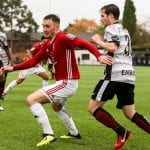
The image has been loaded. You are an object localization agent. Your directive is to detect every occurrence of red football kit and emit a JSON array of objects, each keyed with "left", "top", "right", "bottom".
[{"left": 13, "top": 32, "right": 101, "bottom": 81}]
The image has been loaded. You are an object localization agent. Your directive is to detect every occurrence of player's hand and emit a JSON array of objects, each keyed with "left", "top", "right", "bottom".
[
  {"left": 2, "top": 66, "right": 14, "bottom": 73},
  {"left": 98, "top": 55, "right": 112, "bottom": 65},
  {"left": 91, "top": 34, "right": 103, "bottom": 45}
]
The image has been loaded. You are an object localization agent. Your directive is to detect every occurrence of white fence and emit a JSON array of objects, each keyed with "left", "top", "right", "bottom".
[{"left": 75, "top": 49, "right": 104, "bottom": 65}]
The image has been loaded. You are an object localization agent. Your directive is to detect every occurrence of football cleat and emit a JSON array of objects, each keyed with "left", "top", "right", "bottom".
[
  {"left": 36, "top": 134, "right": 57, "bottom": 147},
  {"left": 0, "top": 106, "right": 4, "bottom": 111},
  {"left": 60, "top": 132, "right": 81, "bottom": 139},
  {"left": 114, "top": 129, "right": 132, "bottom": 150}
]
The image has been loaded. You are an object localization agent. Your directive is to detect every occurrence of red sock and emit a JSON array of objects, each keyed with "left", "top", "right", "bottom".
[{"left": 93, "top": 108, "right": 125, "bottom": 135}]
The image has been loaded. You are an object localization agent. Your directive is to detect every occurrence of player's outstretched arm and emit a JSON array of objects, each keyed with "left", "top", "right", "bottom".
[{"left": 2, "top": 65, "right": 14, "bottom": 73}]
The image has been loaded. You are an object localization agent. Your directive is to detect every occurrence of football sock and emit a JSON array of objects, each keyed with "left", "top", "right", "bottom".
[
  {"left": 131, "top": 112, "right": 150, "bottom": 133},
  {"left": 0, "top": 73, "right": 6, "bottom": 96},
  {"left": 57, "top": 107, "right": 79, "bottom": 135},
  {"left": 0, "top": 81, "right": 5, "bottom": 96},
  {"left": 30, "top": 103, "right": 54, "bottom": 135},
  {"left": 93, "top": 108, "right": 125, "bottom": 135},
  {"left": 42, "top": 80, "right": 49, "bottom": 87},
  {"left": 3, "top": 80, "right": 17, "bottom": 94}
]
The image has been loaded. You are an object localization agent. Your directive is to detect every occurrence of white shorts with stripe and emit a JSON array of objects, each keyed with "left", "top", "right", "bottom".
[
  {"left": 40, "top": 79, "right": 78, "bottom": 105},
  {"left": 18, "top": 65, "right": 46, "bottom": 79}
]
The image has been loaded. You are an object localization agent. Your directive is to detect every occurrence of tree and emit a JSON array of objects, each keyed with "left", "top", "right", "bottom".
[
  {"left": 0, "top": 0, "right": 39, "bottom": 32},
  {"left": 0, "top": 0, "right": 39, "bottom": 50},
  {"left": 133, "top": 22, "right": 150, "bottom": 48},
  {"left": 122, "top": 0, "right": 136, "bottom": 41},
  {"left": 64, "top": 18, "right": 97, "bottom": 33}
]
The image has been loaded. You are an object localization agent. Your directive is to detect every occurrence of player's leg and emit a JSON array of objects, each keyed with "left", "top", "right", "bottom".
[
  {"left": 0, "top": 59, "right": 6, "bottom": 110},
  {"left": 3, "top": 78, "right": 24, "bottom": 95},
  {"left": 123, "top": 105, "right": 150, "bottom": 133},
  {"left": 35, "top": 65, "right": 49, "bottom": 87},
  {"left": 26, "top": 90, "right": 56, "bottom": 147},
  {"left": 37, "top": 72, "right": 49, "bottom": 87},
  {"left": 0, "top": 73, "right": 6, "bottom": 98},
  {"left": 0, "top": 60, "right": 5, "bottom": 99},
  {"left": 42, "top": 80, "right": 81, "bottom": 139},
  {"left": 52, "top": 102, "right": 81, "bottom": 139},
  {"left": 88, "top": 80, "right": 130, "bottom": 149}
]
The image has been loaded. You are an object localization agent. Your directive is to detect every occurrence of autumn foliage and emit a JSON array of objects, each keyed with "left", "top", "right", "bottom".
[{"left": 64, "top": 18, "right": 97, "bottom": 33}]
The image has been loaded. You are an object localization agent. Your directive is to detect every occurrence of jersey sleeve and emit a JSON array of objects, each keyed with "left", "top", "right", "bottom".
[
  {"left": 0, "top": 32, "right": 8, "bottom": 47},
  {"left": 13, "top": 41, "right": 49, "bottom": 71},
  {"left": 104, "top": 26, "right": 120, "bottom": 46},
  {"left": 65, "top": 33, "right": 101, "bottom": 59}
]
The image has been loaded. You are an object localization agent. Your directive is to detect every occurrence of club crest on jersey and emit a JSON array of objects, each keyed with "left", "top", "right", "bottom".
[{"left": 66, "top": 33, "right": 76, "bottom": 40}]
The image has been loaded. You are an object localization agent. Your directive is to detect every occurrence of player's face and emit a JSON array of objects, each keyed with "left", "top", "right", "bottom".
[
  {"left": 42, "top": 19, "right": 59, "bottom": 39},
  {"left": 100, "top": 9, "right": 111, "bottom": 26}
]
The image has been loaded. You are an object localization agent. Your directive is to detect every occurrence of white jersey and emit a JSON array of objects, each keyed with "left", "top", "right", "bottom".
[
  {"left": 0, "top": 32, "right": 8, "bottom": 47},
  {"left": 0, "top": 47, "right": 9, "bottom": 66},
  {"left": 104, "top": 23, "right": 135, "bottom": 84}
]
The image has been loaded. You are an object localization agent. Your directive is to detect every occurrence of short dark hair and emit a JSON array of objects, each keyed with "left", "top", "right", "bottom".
[
  {"left": 43, "top": 14, "right": 60, "bottom": 24},
  {"left": 101, "top": 4, "right": 120, "bottom": 19}
]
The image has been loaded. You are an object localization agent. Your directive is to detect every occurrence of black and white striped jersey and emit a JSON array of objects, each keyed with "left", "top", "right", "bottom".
[
  {"left": 0, "top": 47, "right": 9, "bottom": 66},
  {"left": 104, "top": 23, "right": 135, "bottom": 84}
]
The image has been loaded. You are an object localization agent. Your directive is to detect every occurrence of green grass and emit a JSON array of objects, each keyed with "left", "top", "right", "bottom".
[{"left": 0, "top": 66, "right": 149, "bottom": 150}]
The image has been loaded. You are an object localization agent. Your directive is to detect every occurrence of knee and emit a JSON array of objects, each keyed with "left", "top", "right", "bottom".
[
  {"left": 44, "top": 75, "right": 49, "bottom": 81},
  {"left": 122, "top": 105, "right": 136, "bottom": 120},
  {"left": 26, "top": 95, "right": 35, "bottom": 106},
  {"left": 42, "top": 73, "right": 49, "bottom": 81},
  {"left": 16, "top": 79, "right": 24, "bottom": 84},
  {"left": 88, "top": 104, "right": 93, "bottom": 114},
  {"left": 88, "top": 100, "right": 102, "bottom": 114},
  {"left": 51, "top": 101, "right": 62, "bottom": 112},
  {"left": 123, "top": 110, "right": 136, "bottom": 120}
]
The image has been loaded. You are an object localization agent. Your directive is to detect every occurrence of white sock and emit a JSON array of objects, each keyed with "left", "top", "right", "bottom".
[
  {"left": 42, "top": 80, "right": 49, "bottom": 87},
  {"left": 57, "top": 107, "right": 78, "bottom": 135},
  {"left": 4, "top": 80, "right": 17, "bottom": 94},
  {"left": 30, "top": 103, "right": 54, "bottom": 135}
]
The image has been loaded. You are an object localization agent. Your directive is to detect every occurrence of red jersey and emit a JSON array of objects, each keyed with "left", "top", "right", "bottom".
[{"left": 14, "top": 32, "right": 101, "bottom": 81}]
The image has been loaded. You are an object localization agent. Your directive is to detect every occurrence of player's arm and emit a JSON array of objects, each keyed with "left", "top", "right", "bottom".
[
  {"left": 67, "top": 35, "right": 112, "bottom": 65},
  {"left": 3, "top": 43, "right": 48, "bottom": 72},
  {"left": 91, "top": 34, "right": 118, "bottom": 52}
]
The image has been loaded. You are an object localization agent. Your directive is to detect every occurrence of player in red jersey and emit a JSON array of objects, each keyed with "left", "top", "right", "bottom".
[
  {"left": 2, "top": 14, "right": 112, "bottom": 147},
  {"left": 2, "top": 42, "right": 49, "bottom": 97}
]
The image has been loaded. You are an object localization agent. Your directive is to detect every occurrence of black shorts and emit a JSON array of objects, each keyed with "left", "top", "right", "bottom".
[
  {"left": 91, "top": 80, "right": 135, "bottom": 109},
  {"left": 48, "top": 63, "right": 53, "bottom": 70}
]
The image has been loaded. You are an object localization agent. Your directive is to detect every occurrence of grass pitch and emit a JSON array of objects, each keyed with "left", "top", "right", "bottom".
[{"left": 0, "top": 66, "right": 149, "bottom": 150}]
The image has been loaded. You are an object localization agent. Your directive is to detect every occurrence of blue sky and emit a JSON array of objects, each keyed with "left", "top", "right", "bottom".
[{"left": 23, "top": 0, "right": 150, "bottom": 31}]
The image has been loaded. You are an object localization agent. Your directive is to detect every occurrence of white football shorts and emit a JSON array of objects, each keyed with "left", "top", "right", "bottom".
[
  {"left": 18, "top": 65, "right": 46, "bottom": 79},
  {"left": 40, "top": 79, "right": 78, "bottom": 105}
]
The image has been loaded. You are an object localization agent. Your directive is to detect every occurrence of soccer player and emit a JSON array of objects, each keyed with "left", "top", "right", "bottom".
[
  {"left": 2, "top": 14, "right": 112, "bottom": 147},
  {"left": 3, "top": 43, "right": 49, "bottom": 96},
  {"left": 88, "top": 4, "right": 150, "bottom": 150},
  {"left": 0, "top": 31, "right": 13, "bottom": 110}
]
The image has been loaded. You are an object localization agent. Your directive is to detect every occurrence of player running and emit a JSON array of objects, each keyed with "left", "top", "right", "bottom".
[
  {"left": 2, "top": 14, "right": 112, "bottom": 147},
  {"left": 0, "top": 32, "right": 13, "bottom": 110},
  {"left": 88, "top": 4, "right": 150, "bottom": 150},
  {"left": 2, "top": 42, "right": 49, "bottom": 97}
]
